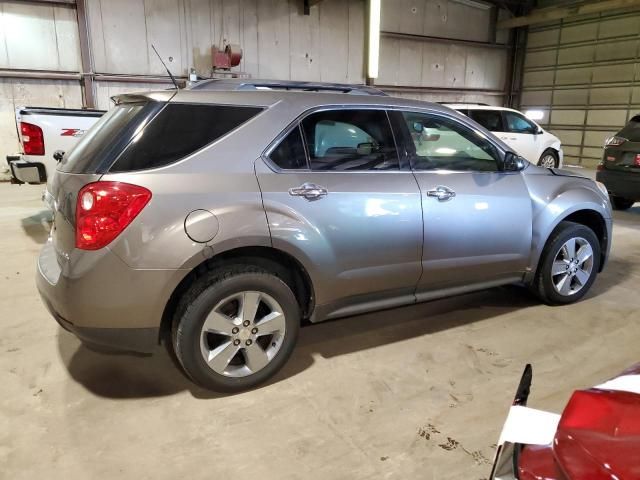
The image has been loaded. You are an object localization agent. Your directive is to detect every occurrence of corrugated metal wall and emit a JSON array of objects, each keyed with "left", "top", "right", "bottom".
[
  {"left": 520, "top": 9, "right": 640, "bottom": 167},
  {"left": 1, "top": 0, "right": 510, "bottom": 165}
]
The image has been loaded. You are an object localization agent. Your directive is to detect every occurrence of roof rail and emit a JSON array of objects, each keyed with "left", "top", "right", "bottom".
[
  {"left": 438, "top": 102, "right": 490, "bottom": 106},
  {"left": 189, "top": 78, "right": 387, "bottom": 96}
]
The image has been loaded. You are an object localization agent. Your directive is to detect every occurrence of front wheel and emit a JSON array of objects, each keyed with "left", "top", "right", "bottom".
[
  {"left": 172, "top": 265, "right": 300, "bottom": 392},
  {"left": 537, "top": 150, "right": 558, "bottom": 168},
  {"left": 533, "top": 221, "right": 600, "bottom": 305},
  {"left": 610, "top": 196, "right": 635, "bottom": 210}
]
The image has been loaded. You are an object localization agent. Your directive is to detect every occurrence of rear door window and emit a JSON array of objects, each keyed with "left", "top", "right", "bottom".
[
  {"left": 468, "top": 109, "right": 504, "bottom": 132},
  {"left": 301, "top": 109, "right": 399, "bottom": 171},
  {"left": 110, "top": 104, "right": 262, "bottom": 172}
]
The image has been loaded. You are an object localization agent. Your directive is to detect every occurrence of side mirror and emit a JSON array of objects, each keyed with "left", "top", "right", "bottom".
[
  {"left": 535, "top": 127, "right": 543, "bottom": 135},
  {"left": 53, "top": 150, "right": 65, "bottom": 162},
  {"left": 503, "top": 152, "right": 527, "bottom": 172},
  {"left": 356, "top": 142, "right": 374, "bottom": 155}
]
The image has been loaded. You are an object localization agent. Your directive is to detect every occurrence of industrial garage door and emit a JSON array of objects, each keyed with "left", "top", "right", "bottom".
[{"left": 520, "top": 9, "right": 640, "bottom": 167}]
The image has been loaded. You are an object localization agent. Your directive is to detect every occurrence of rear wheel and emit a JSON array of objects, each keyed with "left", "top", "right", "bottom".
[
  {"left": 610, "top": 196, "right": 635, "bottom": 210},
  {"left": 537, "top": 149, "right": 558, "bottom": 168},
  {"left": 172, "top": 265, "right": 300, "bottom": 392},
  {"left": 534, "top": 221, "right": 600, "bottom": 305}
]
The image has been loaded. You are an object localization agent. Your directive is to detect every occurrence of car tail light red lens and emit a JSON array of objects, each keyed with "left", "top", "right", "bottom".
[
  {"left": 75, "top": 181, "right": 151, "bottom": 250},
  {"left": 635, "top": 154, "right": 640, "bottom": 167},
  {"left": 20, "top": 121, "right": 45, "bottom": 155}
]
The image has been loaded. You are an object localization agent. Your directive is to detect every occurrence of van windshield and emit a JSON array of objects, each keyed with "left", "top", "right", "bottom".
[{"left": 58, "top": 102, "right": 152, "bottom": 173}]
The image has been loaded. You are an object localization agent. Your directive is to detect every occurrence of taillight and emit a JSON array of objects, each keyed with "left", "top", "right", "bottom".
[
  {"left": 596, "top": 163, "right": 604, "bottom": 171},
  {"left": 635, "top": 154, "right": 640, "bottom": 167},
  {"left": 605, "top": 136, "right": 626, "bottom": 147},
  {"left": 20, "top": 121, "right": 45, "bottom": 155},
  {"left": 75, "top": 181, "right": 151, "bottom": 250}
]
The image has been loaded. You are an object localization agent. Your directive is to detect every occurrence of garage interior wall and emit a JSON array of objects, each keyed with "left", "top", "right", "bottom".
[
  {"left": 520, "top": 7, "right": 640, "bottom": 168},
  {"left": 1, "top": 0, "right": 511, "bottom": 165},
  {"left": 377, "top": 0, "right": 510, "bottom": 105}
]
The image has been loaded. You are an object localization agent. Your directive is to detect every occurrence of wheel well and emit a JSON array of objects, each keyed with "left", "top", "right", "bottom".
[
  {"left": 159, "top": 246, "right": 315, "bottom": 344},
  {"left": 561, "top": 209, "right": 608, "bottom": 271}
]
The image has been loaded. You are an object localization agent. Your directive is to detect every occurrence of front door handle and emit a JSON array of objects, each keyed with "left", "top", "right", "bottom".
[
  {"left": 289, "top": 182, "right": 328, "bottom": 200},
  {"left": 426, "top": 185, "right": 456, "bottom": 202}
]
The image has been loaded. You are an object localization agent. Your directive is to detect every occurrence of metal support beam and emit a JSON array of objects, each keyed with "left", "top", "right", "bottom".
[
  {"left": 381, "top": 31, "right": 510, "bottom": 50},
  {"left": 498, "top": 0, "right": 640, "bottom": 29},
  {"left": 75, "top": 0, "right": 95, "bottom": 108},
  {"left": 0, "top": 68, "right": 81, "bottom": 80},
  {"left": 504, "top": 26, "right": 527, "bottom": 108},
  {"left": 9, "top": 0, "right": 75, "bottom": 5}
]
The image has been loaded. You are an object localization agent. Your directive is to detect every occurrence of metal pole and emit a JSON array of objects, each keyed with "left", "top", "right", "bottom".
[{"left": 75, "top": 0, "right": 95, "bottom": 108}]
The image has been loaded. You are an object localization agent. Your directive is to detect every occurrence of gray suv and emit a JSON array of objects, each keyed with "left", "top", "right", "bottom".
[{"left": 37, "top": 84, "right": 612, "bottom": 391}]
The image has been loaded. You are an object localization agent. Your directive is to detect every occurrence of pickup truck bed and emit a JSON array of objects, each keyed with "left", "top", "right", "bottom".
[{"left": 7, "top": 106, "right": 105, "bottom": 185}]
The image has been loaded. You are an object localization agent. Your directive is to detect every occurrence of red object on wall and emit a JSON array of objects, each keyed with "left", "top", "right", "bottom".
[{"left": 212, "top": 44, "right": 242, "bottom": 70}]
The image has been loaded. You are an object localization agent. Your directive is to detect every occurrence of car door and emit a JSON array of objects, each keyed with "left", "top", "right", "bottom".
[
  {"left": 254, "top": 108, "right": 423, "bottom": 320},
  {"left": 390, "top": 109, "right": 533, "bottom": 296},
  {"left": 502, "top": 110, "right": 541, "bottom": 163}
]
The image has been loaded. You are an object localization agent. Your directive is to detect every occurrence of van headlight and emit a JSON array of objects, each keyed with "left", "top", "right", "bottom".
[{"left": 595, "top": 181, "right": 608, "bottom": 197}]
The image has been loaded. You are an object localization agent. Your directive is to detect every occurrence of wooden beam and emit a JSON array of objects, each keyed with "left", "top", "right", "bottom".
[{"left": 498, "top": 0, "right": 640, "bottom": 28}]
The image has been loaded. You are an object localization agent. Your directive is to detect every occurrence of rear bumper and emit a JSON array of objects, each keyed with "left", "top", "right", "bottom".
[
  {"left": 596, "top": 169, "right": 640, "bottom": 200},
  {"left": 36, "top": 240, "right": 184, "bottom": 353},
  {"left": 6, "top": 155, "right": 47, "bottom": 184}
]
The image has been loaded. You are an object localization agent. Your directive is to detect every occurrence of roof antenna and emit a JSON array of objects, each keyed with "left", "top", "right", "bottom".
[{"left": 151, "top": 44, "right": 179, "bottom": 89}]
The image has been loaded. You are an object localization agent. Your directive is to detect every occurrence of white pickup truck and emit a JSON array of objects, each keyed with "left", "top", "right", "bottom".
[{"left": 7, "top": 106, "right": 105, "bottom": 185}]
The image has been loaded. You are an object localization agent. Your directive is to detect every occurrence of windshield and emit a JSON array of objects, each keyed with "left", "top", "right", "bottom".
[{"left": 58, "top": 103, "right": 148, "bottom": 174}]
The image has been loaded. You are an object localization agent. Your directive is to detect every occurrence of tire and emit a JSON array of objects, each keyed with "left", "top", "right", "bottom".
[
  {"left": 537, "top": 149, "right": 558, "bottom": 168},
  {"left": 610, "top": 196, "right": 635, "bottom": 210},
  {"left": 172, "top": 264, "right": 300, "bottom": 392},
  {"left": 533, "top": 221, "right": 600, "bottom": 305}
]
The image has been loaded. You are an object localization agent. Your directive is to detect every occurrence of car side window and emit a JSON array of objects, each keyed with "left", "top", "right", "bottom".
[
  {"left": 269, "top": 126, "right": 308, "bottom": 170},
  {"left": 468, "top": 109, "right": 504, "bottom": 132},
  {"left": 504, "top": 111, "right": 538, "bottom": 134},
  {"left": 301, "top": 109, "right": 399, "bottom": 171},
  {"left": 401, "top": 111, "right": 500, "bottom": 172}
]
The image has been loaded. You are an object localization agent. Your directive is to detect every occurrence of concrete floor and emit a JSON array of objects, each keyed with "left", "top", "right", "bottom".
[{"left": 1, "top": 178, "right": 639, "bottom": 480}]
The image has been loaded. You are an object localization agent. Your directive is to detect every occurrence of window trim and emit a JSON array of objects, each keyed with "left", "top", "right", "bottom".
[
  {"left": 261, "top": 105, "right": 410, "bottom": 174},
  {"left": 391, "top": 108, "right": 510, "bottom": 174}
]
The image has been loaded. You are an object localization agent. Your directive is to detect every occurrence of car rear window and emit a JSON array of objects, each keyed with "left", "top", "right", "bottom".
[
  {"left": 59, "top": 103, "right": 151, "bottom": 173},
  {"left": 618, "top": 116, "right": 640, "bottom": 142},
  {"left": 110, "top": 103, "right": 263, "bottom": 172}
]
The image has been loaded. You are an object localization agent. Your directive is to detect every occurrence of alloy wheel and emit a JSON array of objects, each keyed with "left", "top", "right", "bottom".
[
  {"left": 550, "top": 237, "right": 594, "bottom": 296},
  {"left": 199, "top": 291, "right": 286, "bottom": 377},
  {"left": 540, "top": 154, "right": 556, "bottom": 168}
]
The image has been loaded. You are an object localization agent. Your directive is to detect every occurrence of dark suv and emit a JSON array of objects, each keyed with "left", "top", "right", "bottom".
[{"left": 597, "top": 115, "right": 640, "bottom": 210}]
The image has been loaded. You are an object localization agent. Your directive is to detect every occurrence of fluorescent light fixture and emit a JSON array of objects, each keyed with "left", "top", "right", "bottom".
[
  {"left": 525, "top": 110, "right": 545, "bottom": 121},
  {"left": 368, "top": 0, "right": 381, "bottom": 79}
]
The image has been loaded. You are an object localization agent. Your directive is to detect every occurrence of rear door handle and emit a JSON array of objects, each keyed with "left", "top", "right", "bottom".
[
  {"left": 289, "top": 182, "right": 328, "bottom": 200},
  {"left": 426, "top": 185, "right": 456, "bottom": 202}
]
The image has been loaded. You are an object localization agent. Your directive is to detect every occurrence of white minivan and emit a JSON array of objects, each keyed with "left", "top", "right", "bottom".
[{"left": 445, "top": 104, "right": 563, "bottom": 168}]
